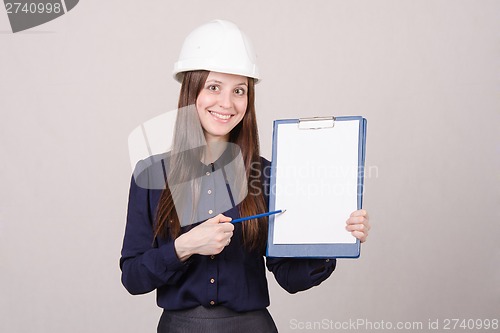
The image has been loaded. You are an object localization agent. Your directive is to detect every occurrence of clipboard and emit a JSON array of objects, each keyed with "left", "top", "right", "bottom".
[{"left": 266, "top": 116, "right": 367, "bottom": 258}]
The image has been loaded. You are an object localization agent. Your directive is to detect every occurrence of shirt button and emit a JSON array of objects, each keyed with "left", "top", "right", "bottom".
[
  {"left": 210, "top": 278, "right": 215, "bottom": 284},
  {"left": 207, "top": 189, "right": 212, "bottom": 194},
  {"left": 206, "top": 171, "right": 211, "bottom": 176},
  {"left": 325, "top": 259, "right": 330, "bottom": 263},
  {"left": 210, "top": 300, "right": 215, "bottom": 305},
  {"left": 210, "top": 255, "right": 215, "bottom": 260},
  {"left": 208, "top": 209, "right": 213, "bottom": 214}
]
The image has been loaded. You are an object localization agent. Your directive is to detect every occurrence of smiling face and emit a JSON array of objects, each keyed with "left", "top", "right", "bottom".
[{"left": 196, "top": 71, "right": 248, "bottom": 143}]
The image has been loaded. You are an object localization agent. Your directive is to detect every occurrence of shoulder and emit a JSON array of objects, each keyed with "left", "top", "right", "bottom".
[
  {"left": 257, "top": 156, "right": 272, "bottom": 184},
  {"left": 259, "top": 156, "right": 271, "bottom": 169},
  {"left": 260, "top": 156, "right": 270, "bottom": 165},
  {"left": 132, "top": 152, "right": 170, "bottom": 190}
]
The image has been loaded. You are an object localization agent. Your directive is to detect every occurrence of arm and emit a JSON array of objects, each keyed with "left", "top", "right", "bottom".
[
  {"left": 119, "top": 170, "right": 190, "bottom": 295},
  {"left": 174, "top": 214, "right": 234, "bottom": 261},
  {"left": 266, "top": 257, "right": 336, "bottom": 294},
  {"left": 120, "top": 163, "right": 236, "bottom": 295}
]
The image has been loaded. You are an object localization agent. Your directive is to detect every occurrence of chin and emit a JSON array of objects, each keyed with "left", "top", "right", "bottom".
[{"left": 205, "top": 129, "right": 231, "bottom": 141}]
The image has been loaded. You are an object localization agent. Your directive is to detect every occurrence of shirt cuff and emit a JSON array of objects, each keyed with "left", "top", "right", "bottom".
[{"left": 159, "top": 240, "right": 191, "bottom": 272}]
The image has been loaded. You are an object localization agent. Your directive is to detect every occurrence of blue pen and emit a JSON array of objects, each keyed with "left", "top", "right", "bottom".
[{"left": 231, "top": 209, "right": 286, "bottom": 224}]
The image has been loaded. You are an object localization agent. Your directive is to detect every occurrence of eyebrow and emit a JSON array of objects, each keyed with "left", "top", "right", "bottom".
[{"left": 206, "top": 79, "right": 248, "bottom": 86}]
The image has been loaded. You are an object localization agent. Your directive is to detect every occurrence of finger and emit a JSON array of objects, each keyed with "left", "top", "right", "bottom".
[
  {"left": 350, "top": 209, "right": 367, "bottom": 217},
  {"left": 219, "top": 216, "right": 233, "bottom": 223},
  {"left": 216, "top": 214, "right": 232, "bottom": 223},
  {"left": 219, "top": 223, "right": 234, "bottom": 233},
  {"left": 346, "top": 216, "right": 367, "bottom": 225},
  {"left": 345, "top": 223, "right": 367, "bottom": 232},
  {"left": 350, "top": 230, "right": 367, "bottom": 243},
  {"left": 346, "top": 221, "right": 371, "bottom": 234},
  {"left": 205, "top": 214, "right": 232, "bottom": 224},
  {"left": 205, "top": 215, "right": 221, "bottom": 224}
]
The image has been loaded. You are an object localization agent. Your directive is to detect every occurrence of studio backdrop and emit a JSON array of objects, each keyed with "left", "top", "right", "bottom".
[{"left": 1, "top": 1, "right": 499, "bottom": 332}]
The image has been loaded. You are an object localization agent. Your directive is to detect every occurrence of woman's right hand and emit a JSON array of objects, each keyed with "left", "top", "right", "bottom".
[{"left": 174, "top": 214, "right": 234, "bottom": 262}]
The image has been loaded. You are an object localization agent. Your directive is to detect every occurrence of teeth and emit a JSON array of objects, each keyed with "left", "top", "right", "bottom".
[{"left": 210, "top": 111, "right": 231, "bottom": 120}]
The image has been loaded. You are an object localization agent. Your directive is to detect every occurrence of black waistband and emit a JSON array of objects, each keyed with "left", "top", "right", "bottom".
[{"left": 164, "top": 305, "right": 264, "bottom": 319}]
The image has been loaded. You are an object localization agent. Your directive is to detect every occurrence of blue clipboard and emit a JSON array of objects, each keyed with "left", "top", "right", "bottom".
[{"left": 266, "top": 116, "right": 367, "bottom": 258}]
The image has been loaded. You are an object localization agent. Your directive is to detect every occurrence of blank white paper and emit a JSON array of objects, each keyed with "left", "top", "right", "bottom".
[{"left": 273, "top": 120, "right": 359, "bottom": 244}]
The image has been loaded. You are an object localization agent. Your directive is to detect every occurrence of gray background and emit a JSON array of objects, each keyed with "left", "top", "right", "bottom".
[{"left": 1, "top": 0, "right": 499, "bottom": 332}]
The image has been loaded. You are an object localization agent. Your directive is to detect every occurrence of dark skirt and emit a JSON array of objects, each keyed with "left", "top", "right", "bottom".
[{"left": 157, "top": 306, "right": 278, "bottom": 333}]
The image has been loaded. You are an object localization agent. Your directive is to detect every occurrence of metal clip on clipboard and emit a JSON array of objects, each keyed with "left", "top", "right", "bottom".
[{"left": 298, "top": 116, "right": 336, "bottom": 129}]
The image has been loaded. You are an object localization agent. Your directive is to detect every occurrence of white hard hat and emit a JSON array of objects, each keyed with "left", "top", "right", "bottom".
[{"left": 173, "top": 19, "right": 260, "bottom": 83}]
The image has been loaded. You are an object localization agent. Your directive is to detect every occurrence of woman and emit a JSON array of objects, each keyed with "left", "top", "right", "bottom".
[{"left": 120, "top": 20, "right": 370, "bottom": 333}]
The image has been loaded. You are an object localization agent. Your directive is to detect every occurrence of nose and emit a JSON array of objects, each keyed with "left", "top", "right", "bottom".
[{"left": 218, "top": 90, "right": 232, "bottom": 109}]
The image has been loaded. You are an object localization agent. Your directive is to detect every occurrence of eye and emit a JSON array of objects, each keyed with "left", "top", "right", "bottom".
[
  {"left": 234, "top": 87, "right": 246, "bottom": 95},
  {"left": 207, "top": 84, "right": 220, "bottom": 92}
]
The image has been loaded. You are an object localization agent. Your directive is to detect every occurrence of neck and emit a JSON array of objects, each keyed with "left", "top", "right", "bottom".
[{"left": 202, "top": 136, "right": 229, "bottom": 165}]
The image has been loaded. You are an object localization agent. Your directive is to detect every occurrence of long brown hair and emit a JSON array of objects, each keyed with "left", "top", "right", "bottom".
[{"left": 154, "top": 70, "right": 268, "bottom": 253}]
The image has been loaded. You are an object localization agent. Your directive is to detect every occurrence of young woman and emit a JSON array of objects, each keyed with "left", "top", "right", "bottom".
[{"left": 120, "top": 20, "right": 370, "bottom": 333}]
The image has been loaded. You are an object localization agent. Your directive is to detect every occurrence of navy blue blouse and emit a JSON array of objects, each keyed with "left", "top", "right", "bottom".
[{"left": 120, "top": 154, "right": 336, "bottom": 312}]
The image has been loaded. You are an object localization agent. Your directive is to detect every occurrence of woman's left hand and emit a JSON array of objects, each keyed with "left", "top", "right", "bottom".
[{"left": 345, "top": 209, "right": 370, "bottom": 243}]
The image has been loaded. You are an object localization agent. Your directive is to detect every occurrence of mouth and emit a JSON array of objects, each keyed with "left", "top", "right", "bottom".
[{"left": 209, "top": 110, "right": 233, "bottom": 121}]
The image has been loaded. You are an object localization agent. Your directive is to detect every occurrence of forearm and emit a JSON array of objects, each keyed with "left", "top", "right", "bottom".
[{"left": 120, "top": 241, "right": 190, "bottom": 295}]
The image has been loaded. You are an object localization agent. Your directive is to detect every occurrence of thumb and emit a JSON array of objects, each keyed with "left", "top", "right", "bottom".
[{"left": 206, "top": 214, "right": 232, "bottom": 224}]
